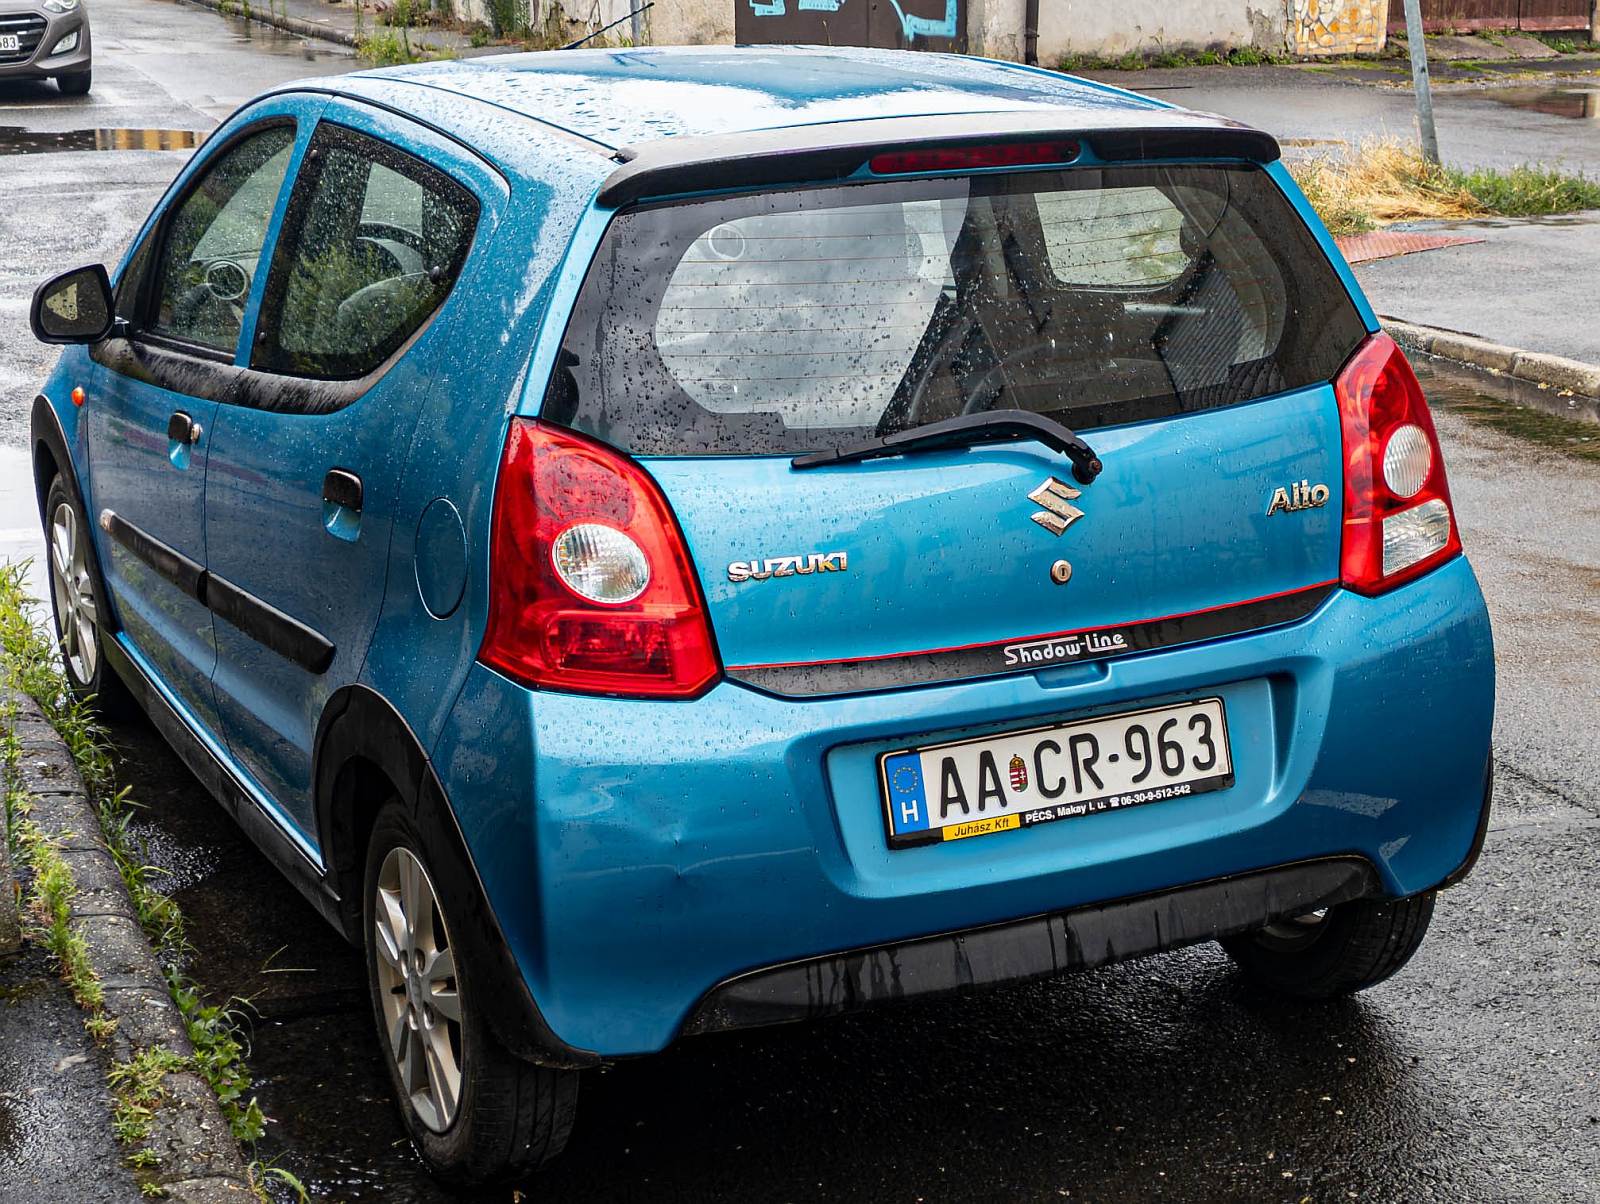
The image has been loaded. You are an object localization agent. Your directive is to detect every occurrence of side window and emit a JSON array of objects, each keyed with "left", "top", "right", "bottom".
[
  {"left": 149, "top": 125, "right": 295, "bottom": 353},
  {"left": 253, "top": 124, "right": 479, "bottom": 380}
]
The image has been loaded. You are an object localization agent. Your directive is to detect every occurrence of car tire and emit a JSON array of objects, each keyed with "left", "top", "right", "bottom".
[
  {"left": 56, "top": 70, "right": 91, "bottom": 96},
  {"left": 1219, "top": 892, "right": 1436, "bottom": 1000},
  {"left": 43, "top": 474, "right": 136, "bottom": 719},
  {"left": 362, "top": 804, "right": 578, "bottom": 1186}
]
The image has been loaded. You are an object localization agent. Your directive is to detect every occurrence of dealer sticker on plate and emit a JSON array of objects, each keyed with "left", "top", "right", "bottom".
[{"left": 879, "top": 698, "right": 1233, "bottom": 848}]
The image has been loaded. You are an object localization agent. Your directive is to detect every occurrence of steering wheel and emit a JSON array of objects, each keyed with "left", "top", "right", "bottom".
[
  {"left": 897, "top": 321, "right": 1066, "bottom": 427},
  {"left": 953, "top": 340, "right": 1072, "bottom": 416},
  {"left": 171, "top": 259, "right": 250, "bottom": 334}
]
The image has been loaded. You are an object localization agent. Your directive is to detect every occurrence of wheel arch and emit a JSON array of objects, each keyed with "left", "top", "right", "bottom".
[
  {"left": 313, "top": 684, "right": 599, "bottom": 1068},
  {"left": 32, "top": 392, "right": 122, "bottom": 636},
  {"left": 32, "top": 394, "right": 64, "bottom": 516}
]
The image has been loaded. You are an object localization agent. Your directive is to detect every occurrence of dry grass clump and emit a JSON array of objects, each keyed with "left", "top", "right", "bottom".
[
  {"left": 1290, "top": 137, "right": 1600, "bottom": 237},
  {"left": 1289, "top": 139, "right": 1482, "bottom": 236}
]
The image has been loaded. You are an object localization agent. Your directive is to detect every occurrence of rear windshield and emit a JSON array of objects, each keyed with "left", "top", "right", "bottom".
[{"left": 542, "top": 163, "right": 1367, "bottom": 455}]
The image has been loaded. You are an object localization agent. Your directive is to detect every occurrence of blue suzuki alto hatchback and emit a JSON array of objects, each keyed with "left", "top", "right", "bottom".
[{"left": 29, "top": 46, "right": 1495, "bottom": 1184}]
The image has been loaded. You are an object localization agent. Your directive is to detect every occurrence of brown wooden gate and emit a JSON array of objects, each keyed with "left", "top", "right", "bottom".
[{"left": 1386, "top": 0, "right": 1591, "bottom": 33}]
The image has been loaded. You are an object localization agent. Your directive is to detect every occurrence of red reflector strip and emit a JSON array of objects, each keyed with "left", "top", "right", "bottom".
[{"left": 869, "top": 140, "right": 1081, "bottom": 175}]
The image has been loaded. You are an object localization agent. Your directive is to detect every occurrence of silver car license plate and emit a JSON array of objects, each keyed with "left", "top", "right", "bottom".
[{"left": 0, "top": 36, "right": 21, "bottom": 52}]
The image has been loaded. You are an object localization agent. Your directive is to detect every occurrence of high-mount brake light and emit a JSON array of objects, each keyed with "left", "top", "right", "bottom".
[
  {"left": 1334, "top": 333, "right": 1462, "bottom": 595},
  {"left": 480, "top": 420, "right": 720, "bottom": 698},
  {"left": 868, "top": 140, "right": 1081, "bottom": 175}
]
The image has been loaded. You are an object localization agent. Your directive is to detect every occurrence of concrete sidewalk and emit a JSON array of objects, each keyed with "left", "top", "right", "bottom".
[{"left": 1354, "top": 210, "right": 1600, "bottom": 368}]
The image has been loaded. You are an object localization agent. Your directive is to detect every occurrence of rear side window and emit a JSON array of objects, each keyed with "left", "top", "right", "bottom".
[
  {"left": 543, "top": 164, "right": 1367, "bottom": 455},
  {"left": 252, "top": 123, "right": 478, "bottom": 381}
]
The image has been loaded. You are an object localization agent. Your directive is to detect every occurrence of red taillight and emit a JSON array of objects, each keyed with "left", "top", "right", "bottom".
[
  {"left": 1334, "top": 333, "right": 1462, "bottom": 595},
  {"left": 868, "top": 140, "right": 1080, "bottom": 175},
  {"left": 480, "top": 420, "right": 720, "bottom": 698}
]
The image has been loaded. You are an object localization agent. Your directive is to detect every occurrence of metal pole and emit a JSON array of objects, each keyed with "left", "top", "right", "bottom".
[
  {"left": 1402, "top": 0, "right": 1440, "bottom": 164},
  {"left": 1590, "top": 0, "right": 1598, "bottom": 45},
  {"left": 631, "top": 0, "right": 642, "bottom": 45}
]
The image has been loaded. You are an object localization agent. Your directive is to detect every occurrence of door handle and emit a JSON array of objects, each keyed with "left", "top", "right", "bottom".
[
  {"left": 166, "top": 410, "right": 202, "bottom": 445},
  {"left": 322, "top": 469, "right": 362, "bottom": 543},
  {"left": 322, "top": 469, "right": 363, "bottom": 513}
]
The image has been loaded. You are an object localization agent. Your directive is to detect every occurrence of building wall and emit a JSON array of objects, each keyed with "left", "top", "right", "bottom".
[
  {"left": 552, "top": 0, "right": 1384, "bottom": 59},
  {"left": 973, "top": 0, "right": 1384, "bottom": 63},
  {"left": 1289, "top": 0, "right": 1386, "bottom": 55},
  {"left": 649, "top": 0, "right": 735, "bottom": 45},
  {"left": 1030, "top": 0, "right": 1292, "bottom": 63}
]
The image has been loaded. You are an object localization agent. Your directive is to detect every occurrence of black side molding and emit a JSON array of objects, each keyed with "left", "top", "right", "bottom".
[
  {"left": 100, "top": 510, "right": 335, "bottom": 674},
  {"left": 599, "top": 109, "right": 1281, "bottom": 208},
  {"left": 683, "top": 857, "right": 1381, "bottom": 1037},
  {"left": 205, "top": 572, "right": 336, "bottom": 675},
  {"left": 99, "top": 509, "right": 205, "bottom": 600}
]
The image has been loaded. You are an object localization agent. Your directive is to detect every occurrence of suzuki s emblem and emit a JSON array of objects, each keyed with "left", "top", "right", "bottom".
[{"left": 1028, "top": 477, "right": 1084, "bottom": 536}]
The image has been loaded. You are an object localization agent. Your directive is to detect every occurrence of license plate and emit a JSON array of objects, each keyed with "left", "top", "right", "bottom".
[
  {"left": 0, "top": 36, "right": 20, "bottom": 52},
  {"left": 879, "top": 698, "right": 1233, "bottom": 848}
]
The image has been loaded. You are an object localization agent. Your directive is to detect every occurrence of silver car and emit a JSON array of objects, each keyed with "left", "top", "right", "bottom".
[{"left": 0, "top": 0, "right": 90, "bottom": 94}]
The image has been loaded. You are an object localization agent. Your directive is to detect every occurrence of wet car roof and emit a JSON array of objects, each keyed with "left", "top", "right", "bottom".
[{"left": 350, "top": 45, "right": 1169, "bottom": 151}]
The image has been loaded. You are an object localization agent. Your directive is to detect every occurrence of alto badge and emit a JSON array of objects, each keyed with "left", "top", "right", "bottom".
[{"left": 1266, "top": 480, "right": 1330, "bottom": 516}]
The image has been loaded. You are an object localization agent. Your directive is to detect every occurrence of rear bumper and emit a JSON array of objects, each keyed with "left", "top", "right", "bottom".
[
  {"left": 685, "top": 856, "right": 1383, "bottom": 1035},
  {"left": 432, "top": 555, "right": 1494, "bottom": 1060}
]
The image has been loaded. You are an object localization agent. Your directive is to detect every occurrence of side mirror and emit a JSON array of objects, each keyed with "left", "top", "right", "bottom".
[{"left": 31, "top": 264, "right": 115, "bottom": 345}]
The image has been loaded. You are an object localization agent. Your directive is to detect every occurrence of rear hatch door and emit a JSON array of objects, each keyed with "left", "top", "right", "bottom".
[{"left": 542, "top": 158, "right": 1367, "bottom": 693}]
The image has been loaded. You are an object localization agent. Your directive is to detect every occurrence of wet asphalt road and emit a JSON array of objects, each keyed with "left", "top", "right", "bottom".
[{"left": 1, "top": 6, "right": 1598, "bottom": 1200}]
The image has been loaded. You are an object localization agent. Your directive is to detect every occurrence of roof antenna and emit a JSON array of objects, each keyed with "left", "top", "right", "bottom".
[{"left": 562, "top": 1, "right": 653, "bottom": 49}]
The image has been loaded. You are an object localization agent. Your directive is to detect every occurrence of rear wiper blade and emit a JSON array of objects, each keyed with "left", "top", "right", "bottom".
[{"left": 791, "top": 410, "right": 1103, "bottom": 484}]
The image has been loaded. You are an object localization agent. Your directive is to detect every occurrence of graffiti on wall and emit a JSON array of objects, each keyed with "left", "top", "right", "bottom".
[{"left": 737, "top": 0, "right": 966, "bottom": 51}]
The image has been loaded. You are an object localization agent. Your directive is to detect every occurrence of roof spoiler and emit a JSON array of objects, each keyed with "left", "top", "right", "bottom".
[{"left": 597, "top": 108, "right": 1280, "bottom": 208}]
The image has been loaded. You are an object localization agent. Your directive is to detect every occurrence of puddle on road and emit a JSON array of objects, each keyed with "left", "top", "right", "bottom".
[
  {"left": 1414, "top": 357, "right": 1600, "bottom": 461},
  {"left": 0, "top": 126, "right": 202, "bottom": 155},
  {"left": 1478, "top": 86, "right": 1600, "bottom": 119}
]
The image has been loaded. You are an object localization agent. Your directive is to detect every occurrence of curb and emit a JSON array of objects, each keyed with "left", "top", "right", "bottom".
[
  {"left": 1383, "top": 316, "right": 1600, "bottom": 401},
  {"left": 178, "top": 0, "right": 358, "bottom": 48},
  {"left": 4, "top": 688, "right": 255, "bottom": 1202},
  {"left": 0, "top": 794, "right": 18, "bottom": 954}
]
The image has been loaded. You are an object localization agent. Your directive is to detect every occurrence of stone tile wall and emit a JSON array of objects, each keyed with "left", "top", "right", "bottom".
[{"left": 1292, "top": 0, "right": 1388, "bottom": 55}]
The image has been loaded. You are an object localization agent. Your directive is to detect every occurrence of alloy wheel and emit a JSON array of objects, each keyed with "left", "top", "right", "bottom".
[
  {"left": 373, "top": 846, "right": 464, "bottom": 1133},
  {"left": 49, "top": 500, "right": 98, "bottom": 685}
]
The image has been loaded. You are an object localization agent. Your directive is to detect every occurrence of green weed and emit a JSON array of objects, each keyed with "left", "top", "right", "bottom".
[
  {"left": 1057, "top": 44, "right": 1290, "bottom": 72},
  {"left": 1534, "top": 32, "right": 1600, "bottom": 54},
  {"left": 0, "top": 561, "right": 272, "bottom": 1155},
  {"left": 358, "top": 30, "right": 412, "bottom": 64},
  {"left": 249, "top": 1160, "right": 311, "bottom": 1204},
  {"left": 1445, "top": 162, "right": 1600, "bottom": 216},
  {"left": 109, "top": 1046, "right": 188, "bottom": 1145}
]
